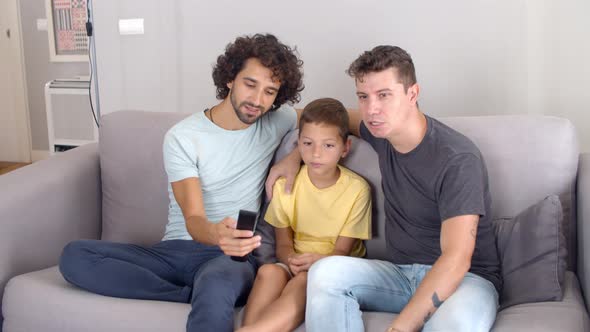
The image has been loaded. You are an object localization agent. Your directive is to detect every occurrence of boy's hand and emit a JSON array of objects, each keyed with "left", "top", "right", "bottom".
[
  {"left": 265, "top": 148, "right": 301, "bottom": 200},
  {"left": 215, "top": 217, "right": 261, "bottom": 257},
  {"left": 288, "top": 253, "right": 325, "bottom": 274}
]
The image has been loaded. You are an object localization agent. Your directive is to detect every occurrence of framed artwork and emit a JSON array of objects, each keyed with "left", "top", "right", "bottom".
[{"left": 45, "top": 0, "right": 89, "bottom": 62}]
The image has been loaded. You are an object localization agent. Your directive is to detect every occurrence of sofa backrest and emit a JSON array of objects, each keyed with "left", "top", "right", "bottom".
[
  {"left": 100, "top": 111, "right": 188, "bottom": 245},
  {"left": 99, "top": 111, "right": 579, "bottom": 269},
  {"left": 441, "top": 115, "right": 578, "bottom": 270}
]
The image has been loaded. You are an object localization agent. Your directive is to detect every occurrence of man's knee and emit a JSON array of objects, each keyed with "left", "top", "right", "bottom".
[
  {"left": 193, "top": 260, "right": 255, "bottom": 298},
  {"left": 423, "top": 279, "right": 497, "bottom": 332},
  {"left": 308, "top": 255, "right": 354, "bottom": 287},
  {"left": 59, "top": 240, "right": 94, "bottom": 282}
]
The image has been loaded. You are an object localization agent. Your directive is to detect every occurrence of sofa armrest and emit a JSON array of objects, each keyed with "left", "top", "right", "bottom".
[
  {"left": 578, "top": 152, "right": 590, "bottom": 312},
  {"left": 0, "top": 143, "right": 101, "bottom": 308}
]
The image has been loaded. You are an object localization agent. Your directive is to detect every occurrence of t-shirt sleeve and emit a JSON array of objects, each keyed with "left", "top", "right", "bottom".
[
  {"left": 163, "top": 129, "right": 199, "bottom": 183},
  {"left": 339, "top": 184, "right": 372, "bottom": 240},
  {"left": 271, "top": 104, "right": 297, "bottom": 136},
  {"left": 264, "top": 179, "right": 291, "bottom": 229},
  {"left": 437, "top": 153, "right": 487, "bottom": 222}
]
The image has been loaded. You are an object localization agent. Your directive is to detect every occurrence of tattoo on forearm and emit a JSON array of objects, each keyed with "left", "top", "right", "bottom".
[
  {"left": 423, "top": 292, "right": 445, "bottom": 323},
  {"left": 432, "top": 292, "right": 444, "bottom": 308},
  {"left": 470, "top": 228, "right": 477, "bottom": 238}
]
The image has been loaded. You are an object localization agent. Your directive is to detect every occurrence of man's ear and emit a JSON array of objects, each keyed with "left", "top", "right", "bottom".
[
  {"left": 407, "top": 83, "right": 420, "bottom": 104},
  {"left": 227, "top": 81, "right": 234, "bottom": 90},
  {"left": 341, "top": 137, "right": 352, "bottom": 158}
]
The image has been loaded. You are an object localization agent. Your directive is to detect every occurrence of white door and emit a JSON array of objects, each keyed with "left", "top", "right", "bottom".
[{"left": 0, "top": 0, "right": 31, "bottom": 162}]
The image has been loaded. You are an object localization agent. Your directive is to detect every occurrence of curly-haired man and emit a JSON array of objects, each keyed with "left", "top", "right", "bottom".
[{"left": 59, "top": 33, "right": 304, "bottom": 332}]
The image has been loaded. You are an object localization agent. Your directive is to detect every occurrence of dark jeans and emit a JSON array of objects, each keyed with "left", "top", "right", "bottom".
[{"left": 59, "top": 239, "right": 257, "bottom": 332}]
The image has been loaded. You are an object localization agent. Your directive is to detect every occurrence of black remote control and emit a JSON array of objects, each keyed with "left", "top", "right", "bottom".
[{"left": 230, "top": 210, "right": 258, "bottom": 262}]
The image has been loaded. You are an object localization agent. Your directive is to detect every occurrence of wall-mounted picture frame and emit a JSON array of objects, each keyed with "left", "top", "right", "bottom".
[{"left": 45, "top": 0, "right": 89, "bottom": 62}]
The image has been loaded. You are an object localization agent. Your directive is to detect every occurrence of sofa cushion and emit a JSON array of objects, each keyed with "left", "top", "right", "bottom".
[
  {"left": 3, "top": 267, "right": 587, "bottom": 331},
  {"left": 99, "top": 111, "right": 188, "bottom": 245},
  {"left": 440, "top": 116, "right": 578, "bottom": 270},
  {"left": 2, "top": 267, "right": 190, "bottom": 331},
  {"left": 493, "top": 195, "right": 567, "bottom": 309},
  {"left": 490, "top": 272, "right": 590, "bottom": 331},
  {"left": 1, "top": 266, "right": 398, "bottom": 331}
]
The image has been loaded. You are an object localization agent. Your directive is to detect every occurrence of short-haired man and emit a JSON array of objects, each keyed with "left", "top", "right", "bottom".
[
  {"left": 59, "top": 33, "right": 304, "bottom": 332},
  {"left": 268, "top": 45, "right": 501, "bottom": 332}
]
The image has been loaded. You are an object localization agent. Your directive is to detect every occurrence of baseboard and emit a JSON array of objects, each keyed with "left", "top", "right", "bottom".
[{"left": 31, "top": 150, "right": 51, "bottom": 162}]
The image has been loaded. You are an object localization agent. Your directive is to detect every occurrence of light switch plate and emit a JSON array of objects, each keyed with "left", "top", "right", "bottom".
[
  {"left": 119, "top": 18, "right": 144, "bottom": 35},
  {"left": 37, "top": 18, "right": 48, "bottom": 31}
]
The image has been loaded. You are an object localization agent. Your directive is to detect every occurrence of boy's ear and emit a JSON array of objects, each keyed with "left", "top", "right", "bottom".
[{"left": 341, "top": 137, "right": 352, "bottom": 158}]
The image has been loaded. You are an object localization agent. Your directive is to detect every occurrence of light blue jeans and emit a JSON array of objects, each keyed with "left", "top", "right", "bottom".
[{"left": 306, "top": 256, "right": 498, "bottom": 332}]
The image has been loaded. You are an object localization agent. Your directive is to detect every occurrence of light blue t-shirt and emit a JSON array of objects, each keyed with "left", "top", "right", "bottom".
[{"left": 162, "top": 105, "right": 297, "bottom": 241}]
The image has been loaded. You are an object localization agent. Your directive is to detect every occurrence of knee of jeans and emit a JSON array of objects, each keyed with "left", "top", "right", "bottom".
[
  {"left": 424, "top": 293, "right": 497, "bottom": 332},
  {"left": 308, "top": 256, "right": 351, "bottom": 288},
  {"left": 59, "top": 240, "right": 90, "bottom": 282},
  {"left": 194, "top": 263, "right": 253, "bottom": 294}
]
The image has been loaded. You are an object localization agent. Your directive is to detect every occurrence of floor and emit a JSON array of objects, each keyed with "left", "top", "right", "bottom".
[{"left": 0, "top": 162, "right": 30, "bottom": 175}]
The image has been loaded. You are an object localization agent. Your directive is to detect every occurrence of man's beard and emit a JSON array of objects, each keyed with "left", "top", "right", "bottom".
[{"left": 230, "top": 90, "right": 267, "bottom": 125}]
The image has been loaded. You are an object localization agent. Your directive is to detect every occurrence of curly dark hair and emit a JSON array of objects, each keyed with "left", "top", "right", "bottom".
[
  {"left": 347, "top": 45, "right": 417, "bottom": 92},
  {"left": 212, "top": 34, "right": 304, "bottom": 111}
]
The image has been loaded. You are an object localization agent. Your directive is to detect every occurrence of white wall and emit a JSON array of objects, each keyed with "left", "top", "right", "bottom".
[
  {"left": 526, "top": 0, "right": 590, "bottom": 152},
  {"left": 92, "top": 0, "right": 590, "bottom": 152}
]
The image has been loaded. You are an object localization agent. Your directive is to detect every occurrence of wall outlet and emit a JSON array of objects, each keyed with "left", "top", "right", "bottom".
[{"left": 118, "top": 18, "right": 144, "bottom": 35}]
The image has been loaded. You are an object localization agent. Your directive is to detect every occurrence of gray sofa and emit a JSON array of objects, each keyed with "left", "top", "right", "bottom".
[{"left": 1, "top": 110, "right": 589, "bottom": 331}]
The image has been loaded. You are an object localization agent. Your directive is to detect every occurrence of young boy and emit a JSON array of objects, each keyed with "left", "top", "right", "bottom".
[{"left": 238, "top": 98, "right": 372, "bottom": 332}]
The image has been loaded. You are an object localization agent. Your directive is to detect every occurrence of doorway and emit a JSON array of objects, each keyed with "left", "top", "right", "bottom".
[{"left": 0, "top": 0, "right": 32, "bottom": 163}]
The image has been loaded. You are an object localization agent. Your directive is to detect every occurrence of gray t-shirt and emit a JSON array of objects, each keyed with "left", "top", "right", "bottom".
[{"left": 360, "top": 115, "right": 501, "bottom": 292}]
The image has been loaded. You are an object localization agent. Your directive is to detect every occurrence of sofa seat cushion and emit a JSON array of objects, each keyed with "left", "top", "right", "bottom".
[
  {"left": 0, "top": 266, "right": 389, "bottom": 332},
  {"left": 0, "top": 267, "right": 388, "bottom": 331},
  {"left": 1, "top": 266, "right": 397, "bottom": 331},
  {"left": 3, "top": 267, "right": 588, "bottom": 332},
  {"left": 491, "top": 271, "right": 590, "bottom": 331},
  {"left": 2, "top": 266, "right": 190, "bottom": 331}
]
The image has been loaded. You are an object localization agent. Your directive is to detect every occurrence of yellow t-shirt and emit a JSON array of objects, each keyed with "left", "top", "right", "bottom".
[{"left": 265, "top": 165, "right": 372, "bottom": 257}]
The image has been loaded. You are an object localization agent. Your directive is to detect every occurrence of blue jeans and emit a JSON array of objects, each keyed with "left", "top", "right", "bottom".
[
  {"left": 59, "top": 239, "right": 256, "bottom": 332},
  {"left": 306, "top": 256, "right": 498, "bottom": 332}
]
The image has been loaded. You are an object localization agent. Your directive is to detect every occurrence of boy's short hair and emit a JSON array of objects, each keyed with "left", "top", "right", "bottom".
[{"left": 299, "top": 98, "right": 349, "bottom": 142}]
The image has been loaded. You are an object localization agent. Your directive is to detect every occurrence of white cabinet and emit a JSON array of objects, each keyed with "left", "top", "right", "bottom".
[{"left": 45, "top": 79, "right": 98, "bottom": 154}]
